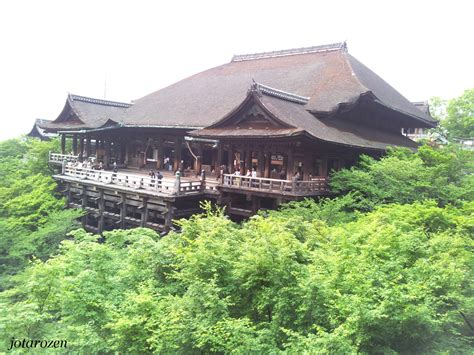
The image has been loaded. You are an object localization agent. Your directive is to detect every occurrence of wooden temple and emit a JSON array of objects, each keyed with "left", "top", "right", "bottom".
[{"left": 36, "top": 42, "right": 436, "bottom": 233}]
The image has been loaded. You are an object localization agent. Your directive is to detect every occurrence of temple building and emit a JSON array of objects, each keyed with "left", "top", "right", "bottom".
[{"left": 35, "top": 42, "right": 436, "bottom": 233}]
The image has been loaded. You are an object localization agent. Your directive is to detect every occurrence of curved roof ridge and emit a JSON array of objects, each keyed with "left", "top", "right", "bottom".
[
  {"left": 232, "top": 42, "right": 347, "bottom": 62},
  {"left": 69, "top": 94, "right": 132, "bottom": 108},
  {"left": 251, "top": 80, "right": 310, "bottom": 105}
]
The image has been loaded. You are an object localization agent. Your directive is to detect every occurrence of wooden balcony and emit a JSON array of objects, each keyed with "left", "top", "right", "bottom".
[
  {"left": 57, "top": 166, "right": 206, "bottom": 197},
  {"left": 50, "top": 153, "right": 329, "bottom": 198},
  {"left": 220, "top": 174, "right": 329, "bottom": 197}
]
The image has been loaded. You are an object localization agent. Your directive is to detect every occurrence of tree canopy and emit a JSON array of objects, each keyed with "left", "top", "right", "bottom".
[
  {"left": 430, "top": 88, "right": 474, "bottom": 139},
  {"left": 0, "top": 136, "right": 472, "bottom": 353}
]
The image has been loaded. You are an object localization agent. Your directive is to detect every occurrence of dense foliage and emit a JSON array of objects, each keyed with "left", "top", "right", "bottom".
[
  {"left": 430, "top": 88, "right": 474, "bottom": 139},
  {"left": 1, "top": 201, "right": 472, "bottom": 353},
  {"left": 0, "top": 137, "right": 472, "bottom": 353},
  {"left": 330, "top": 145, "right": 473, "bottom": 211},
  {"left": 0, "top": 137, "right": 82, "bottom": 289}
]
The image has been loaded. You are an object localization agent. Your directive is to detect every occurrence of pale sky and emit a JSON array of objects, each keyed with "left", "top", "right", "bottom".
[{"left": 0, "top": 0, "right": 472, "bottom": 141}]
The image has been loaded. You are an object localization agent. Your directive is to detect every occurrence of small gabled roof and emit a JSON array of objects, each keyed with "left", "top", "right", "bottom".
[
  {"left": 27, "top": 119, "right": 57, "bottom": 140},
  {"left": 41, "top": 94, "right": 131, "bottom": 132}
]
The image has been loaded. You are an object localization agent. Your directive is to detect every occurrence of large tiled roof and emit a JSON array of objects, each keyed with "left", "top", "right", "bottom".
[
  {"left": 123, "top": 42, "right": 435, "bottom": 128},
  {"left": 41, "top": 42, "right": 435, "bottom": 137}
]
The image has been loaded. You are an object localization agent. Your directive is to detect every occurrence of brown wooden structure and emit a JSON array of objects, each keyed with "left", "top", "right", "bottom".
[{"left": 38, "top": 42, "right": 436, "bottom": 232}]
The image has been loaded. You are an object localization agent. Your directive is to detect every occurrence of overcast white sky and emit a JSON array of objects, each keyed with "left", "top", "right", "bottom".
[{"left": 0, "top": 0, "right": 472, "bottom": 141}]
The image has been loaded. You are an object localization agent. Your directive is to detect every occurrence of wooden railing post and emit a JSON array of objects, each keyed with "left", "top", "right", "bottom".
[
  {"left": 174, "top": 171, "right": 181, "bottom": 196},
  {"left": 200, "top": 169, "right": 206, "bottom": 191}
]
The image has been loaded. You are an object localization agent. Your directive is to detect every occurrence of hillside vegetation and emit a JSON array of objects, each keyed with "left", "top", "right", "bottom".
[{"left": 0, "top": 137, "right": 472, "bottom": 353}]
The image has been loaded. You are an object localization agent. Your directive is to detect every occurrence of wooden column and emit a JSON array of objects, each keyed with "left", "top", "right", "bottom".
[
  {"left": 173, "top": 138, "right": 182, "bottom": 172},
  {"left": 264, "top": 152, "right": 271, "bottom": 178},
  {"left": 98, "top": 189, "right": 104, "bottom": 233},
  {"left": 140, "top": 197, "right": 148, "bottom": 227},
  {"left": 78, "top": 136, "right": 84, "bottom": 162},
  {"left": 245, "top": 150, "right": 252, "bottom": 174},
  {"left": 61, "top": 134, "right": 66, "bottom": 154},
  {"left": 85, "top": 135, "right": 91, "bottom": 159},
  {"left": 156, "top": 137, "right": 163, "bottom": 170},
  {"left": 286, "top": 148, "right": 294, "bottom": 180},
  {"left": 164, "top": 201, "right": 173, "bottom": 232},
  {"left": 257, "top": 150, "right": 264, "bottom": 177},
  {"left": 81, "top": 185, "right": 87, "bottom": 227},
  {"left": 104, "top": 140, "right": 111, "bottom": 168},
  {"left": 119, "top": 193, "right": 126, "bottom": 229},
  {"left": 321, "top": 157, "right": 328, "bottom": 177},
  {"left": 195, "top": 143, "right": 203, "bottom": 173},
  {"left": 72, "top": 134, "right": 78, "bottom": 155},
  {"left": 303, "top": 153, "right": 312, "bottom": 180},
  {"left": 228, "top": 145, "right": 235, "bottom": 173},
  {"left": 215, "top": 143, "right": 223, "bottom": 172}
]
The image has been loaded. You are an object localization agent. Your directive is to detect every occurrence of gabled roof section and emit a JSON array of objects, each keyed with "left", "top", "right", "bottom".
[
  {"left": 27, "top": 119, "right": 57, "bottom": 140},
  {"left": 41, "top": 94, "right": 131, "bottom": 132},
  {"left": 125, "top": 42, "right": 435, "bottom": 129},
  {"left": 191, "top": 83, "right": 418, "bottom": 150}
]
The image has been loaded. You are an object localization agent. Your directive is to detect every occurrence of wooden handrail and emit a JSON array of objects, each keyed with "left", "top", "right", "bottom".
[
  {"left": 221, "top": 174, "right": 329, "bottom": 195},
  {"left": 62, "top": 165, "right": 204, "bottom": 196}
]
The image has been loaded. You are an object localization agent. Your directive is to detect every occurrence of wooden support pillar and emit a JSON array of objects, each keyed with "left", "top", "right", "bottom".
[
  {"left": 173, "top": 138, "right": 182, "bottom": 172},
  {"left": 156, "top": 137, "right": 163, "bottom": 170},
  {"left": 78, "top": 136, "right": 84, "bottom": 162},
  {"left": 98, "top": 189, "right": 104, "bottom": 233},
  {"left": 119, "top": 193, "right": 126, "bottom": 229},
  {"left": 85, "top": 135, "right": 91, "bottom": 159},
  {"left": 140, "top": 197, "right": 148, "bottom": 227},
  {"left": 164, "top": 201, "right": 173, "bottom": 232},
  {"left": 195, "top": 143, "right": 203, "bottom": 173},
  {"left": 228, "top": 146, "right": 235, "bottom": 173},
  {"left": 81, "top": 185, "right": 87, "bottom": 227},
  {"left": 286, "top": 148, "right": 294, "bottom": 180},
  {"left": 257, "top": 150, "right": 264, "bottom": 177},
  {"left": 215, "top": 143, "right": 223, "bottom": 172},
  {"left": 116, "top": 140, "right": 122, "bottom": 164},
  {"left": 123, "top": 140, "right": 129, "bottom": 166},
  {"left": 251, "top": 196, "right": 260, "bottom": 214},
  {"left": 303, "top": 153, "right": 312, "bottom": 180},
  {"left": 245, "top": 150, "right": 252, "bottom": 174},
  {"left": 321, "top": 157, "right": 328, "bottom": 177},
  {"left": 264, "top": 152, "right": 271, "bottom": 178},
  {"left": 66, "top": 182, "right": 72, "bottom": 207},
  {"left": 104, "top": 140, "right": 111, "bottom": 168},
  {"left": 61, "top": 134, "right": 66, "bottom": 154},
  {"left": 72, "top": 134, "right": 78, "bottom": 155}
]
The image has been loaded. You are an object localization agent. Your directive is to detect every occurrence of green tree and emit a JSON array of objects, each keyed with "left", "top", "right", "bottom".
[{"left": 431, "top": 88, "right": 474, "bottom": 139}]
